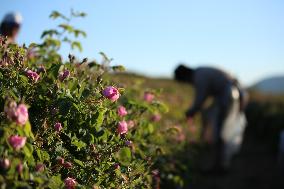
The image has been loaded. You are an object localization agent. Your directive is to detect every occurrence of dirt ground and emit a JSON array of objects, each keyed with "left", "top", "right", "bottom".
[{"left": 191, "top": 127, "right": 284, "bottom": 189}]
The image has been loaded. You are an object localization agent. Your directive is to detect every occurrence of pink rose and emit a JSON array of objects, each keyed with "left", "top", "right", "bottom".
[
  {"left": 63, "top": 162, "right": 73, "bottom": 169},
  {"left": 151, "top": 114, "right": 161, "bottom": 122},
  {"left": 144, "top": 92, "right": 154, "bottom": 102},
  {"left": 54, "top": 122, "right": 63, "bottom": 132},
  {"left": 26, "top": 70, "right": 40, "bottom": 82},
  {"left": 102, "top": 86, "right": 120, "bottom": 102},
  {"left": 59, "top": 70, "right": 70, "bottom": 82},
  {"left": 64, "top": 177, "right": 77, "bottom": 189},
  {"left": 15, "top": 104, "right": 29, "bottom": 126},
  {"left": 8, "top": 135, "right": 26, "bottom": 150},
  {"left": 118, "top": 121, "right": 128, "bottom": 135},
  {"left": 117, "top": 106, "right": 127, "bottom": 117},
  {"left": 35, "top": 163, "right": 45, "bottom": 172}
]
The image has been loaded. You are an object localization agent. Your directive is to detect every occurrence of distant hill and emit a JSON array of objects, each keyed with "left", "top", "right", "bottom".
[{"left": 252, "top": 76, "right": 284, "bottom": 94}]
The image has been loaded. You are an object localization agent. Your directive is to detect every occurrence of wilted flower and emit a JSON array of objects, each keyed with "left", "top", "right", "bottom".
[
  {"left": 15, "top": 104, "right": 29, "bottom": 126},
  {"left": 127, "top": 120, "right": 135, "bottom": 129},
  {"left": 117, "top": 105, "right": 127, "bottom": 117},
  {"left": 144, "top": 92, "right": 154, "bottom": 102},
  {"left": 16, "top": 162, "right": 23, "bottom": 174},
  {"left": 118, "top": 121, "right": 128, "bottom": 135},
  {"left": 54, "top": 122, "right": 63, "bottom": 132},
  {"left": 102, "top": 86, "right": 120, "bottom": 102},
  {"left": 37, "top": 65, "right": 46, "bottom": 73},
  {"left": 151, "top": 114, "right": 161, "bottom": 122},
  {"left": 59, "top": 69, "right": 70, "bottom": 82},
  {"left": 64, "top": 177, "right": 77, "bottom": 189},
  {"left": 63, "top": 162, "right": 73, "bottom": 169},
  {"left": 35, "top": 163, "right": 45, "bottom": 172},
  {"left": 0, "top": 158, "right": 10, "bottom": 170},
  {"left": 26, "top": 70, "right": 40, "bottom": 82},
  {"left": 8, "top": 135, "right": 26, "bottom": 150},
  {"left": 57, "top": 156, "right": 65, "bottom": 165}
]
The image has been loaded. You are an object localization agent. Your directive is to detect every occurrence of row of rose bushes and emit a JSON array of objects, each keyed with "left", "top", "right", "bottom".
[{"left": 0, "top": 35, "right": 167, "bottom": 188}]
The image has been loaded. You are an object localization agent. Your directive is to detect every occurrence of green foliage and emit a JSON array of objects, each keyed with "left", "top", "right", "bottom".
[{"left": 0, "top": 10, "right": 167, "bottom": 189}]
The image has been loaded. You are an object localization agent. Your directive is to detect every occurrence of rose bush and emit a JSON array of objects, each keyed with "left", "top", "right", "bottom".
[{"left": 0, "top": 10, "right": 170, "bottom": 189}]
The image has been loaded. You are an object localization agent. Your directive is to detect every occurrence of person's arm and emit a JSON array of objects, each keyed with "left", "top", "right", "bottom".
[{"left": 186, "top": 79, "right": 208, "bottom": 118}]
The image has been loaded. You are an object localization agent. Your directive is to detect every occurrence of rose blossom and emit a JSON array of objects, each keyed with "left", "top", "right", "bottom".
[
  {"left": 59, "top": 70, "right": 70, "bottom": 82},
  {"left": 54, "top": 122, "right": 63, "bottom": 132},
  {"left": 64, "top": 177, "right": 77, "bottom": 189},
  {"left": 15, "top": 104, "right": 29, "bottom": 125},
  {"left": 5, "top": 102, "right": 28, "bottom": 126},
  {"left": 102, "top": 86, "right": 120, "bottom": 102},
  {"left": 144, "top": 92, "right": 154, "bottom": 103},
  {"left": 117, "top": 106, "right": 127, "bottom": 117},
  {"left": 118, "top": 121, "right": 128, "bottom": 135},
  {"left": 8, "top": 135, "right": 26, "bottom": 150},
  {"left": 26, "top": 70, "right": 40, "bottom": 82}
]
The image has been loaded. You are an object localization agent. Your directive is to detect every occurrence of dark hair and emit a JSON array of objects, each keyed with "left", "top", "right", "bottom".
[
  {"left": 0, "top": 22, "right": 20, "bottom": 37},
  {"left": 174, "top": 64, "right": 194, "bottom": 83}
]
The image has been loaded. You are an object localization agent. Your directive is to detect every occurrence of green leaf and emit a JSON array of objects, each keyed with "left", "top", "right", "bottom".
[
  {"left": 48, "top": 174, "right": 63, "bottom": 189},
  {"left": 117, "top": 147, "right": 132, "bottom": 165},
  {"left": 71, "top": 138, "right": 87, "bottom": 150},
  {"left": 71, "top": 41, "right": 83, "bottom": 52},
  {"left": 74, "top": 159, "right": 84, "bottom": 167}
]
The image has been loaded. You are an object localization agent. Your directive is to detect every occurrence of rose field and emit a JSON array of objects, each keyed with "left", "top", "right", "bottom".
[{"left": 1, "top": 10, "right": 284, "bottom": 189}]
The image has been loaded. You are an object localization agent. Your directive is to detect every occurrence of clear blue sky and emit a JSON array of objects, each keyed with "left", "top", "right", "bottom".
[{"left": 1, "top": 0, "right": 284, "bottom": 85}]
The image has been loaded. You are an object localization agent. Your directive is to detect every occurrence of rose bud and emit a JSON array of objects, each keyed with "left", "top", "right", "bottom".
[
  {"left": 8, "top": 135, "right": 26, "bottom": 150},
  {"left": 56, "top": 156, "right": 65, "bottom": 165},
  {"left": 16, "top": 162, "right": 23, "bottom": 174},
  {"left": 113, "top": 163, "right": 120, "bottom": 170},
  {"left": 54, "top": 122, "right": 63, "bottom": 132},
  {"left": 0, "top": 158, "right": 10, "bottom": 170},
  {"left": 102, "top": 86, "right": 120, "bottom": 102},
  {"left": 35, "top": 163, "right": 45, "bottom": 172},
  {"left": 151, "top": 114, "right": 161, "bottom": 122},
  {"left": 59, "top": 70, "right": 70, "bottom": 82}
]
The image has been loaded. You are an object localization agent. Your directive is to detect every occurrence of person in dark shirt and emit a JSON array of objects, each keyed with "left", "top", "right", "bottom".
[
  {"left": 174, "top": 64, "right": 247, "bottom": 172},
  {"left": 0, "top": 12, "right": 22, "bottom": 44}
]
